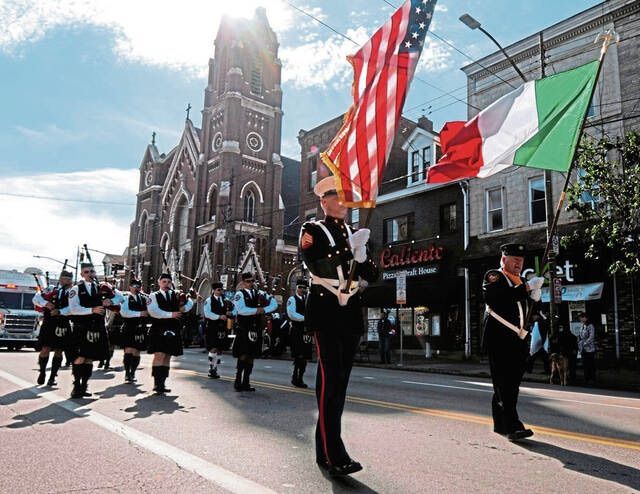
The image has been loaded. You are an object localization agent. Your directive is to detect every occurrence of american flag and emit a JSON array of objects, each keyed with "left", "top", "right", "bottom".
[{"left": 320, "top": 0, "right": 436, "bottom": 207}]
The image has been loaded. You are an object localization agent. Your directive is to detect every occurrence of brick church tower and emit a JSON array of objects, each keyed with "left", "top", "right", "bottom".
[{"left": 127, "top": 8, "right": 291, "bottom": 296}]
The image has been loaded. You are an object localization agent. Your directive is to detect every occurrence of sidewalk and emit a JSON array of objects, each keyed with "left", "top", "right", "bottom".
[{"left": 353, "top": 353, "right": 640, "bottom": 393}]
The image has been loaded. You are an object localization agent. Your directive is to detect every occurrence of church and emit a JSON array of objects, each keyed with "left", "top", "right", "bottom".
[{"left": 126, "top": 8, "right": 299, "bottom": 299}]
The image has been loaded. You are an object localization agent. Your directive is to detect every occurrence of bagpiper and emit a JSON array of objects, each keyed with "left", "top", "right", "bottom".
[
  {"left": 286, "top": 277, "right": 311, "bottom": 388},
  {"left": 203, "top": 282, "right": 235, "bottom": 379},
  {"left": 232, "top": 272, "right": 277, "bottom": 392},
  {"left": 32, "top": 270, "right": 74, "bottom": 386},
  {"left": 118, "top": 278, "right": 149, "bottom": 383}
]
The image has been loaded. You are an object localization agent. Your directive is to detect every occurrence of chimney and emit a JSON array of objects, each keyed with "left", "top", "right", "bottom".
[{"left": 417, "top": 115, "right": 434, "bottom": 133}]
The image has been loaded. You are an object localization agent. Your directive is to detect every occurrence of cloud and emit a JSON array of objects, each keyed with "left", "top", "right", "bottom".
[
  {"left": 0, "top": 168, "right": 138, "bottom": 274},
  {"left": 14, "top": 124, "right": 88, "bottom": 144},
  {"left": 0, "top": 0, "right": 296, "bottom": 77}
]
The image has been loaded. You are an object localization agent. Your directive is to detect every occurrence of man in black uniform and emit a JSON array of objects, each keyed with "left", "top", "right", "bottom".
[
  {"left": 482, "top": 243, "right": 544, "bottom": 442},
  {"left": 287, "top": 278, "right": 311, "bottom": 388},
  {"left": 67, "top": 263, "right": 113, "bottom": 399},
  {"left": 32, "top": 270, "right": 73, "bottom": 386},
  {"left": 300, "top": 176, "right": 378, "bottom": 477},
  {"left": 203, "top": 282, "right": 234, "bottom": 379},
  {"left": 232, "top": 272, "right": 277, "bottom": 392},
  {"left": 119, "top": 278, "right": 149, "bottom": 383},
  {"left": 147, "top": 273, "right": 193, "bottom": 394}
]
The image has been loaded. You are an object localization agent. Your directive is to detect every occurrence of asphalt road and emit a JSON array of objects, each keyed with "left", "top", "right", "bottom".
[{"left": 1, "top": 348, "right": 639, "bottom": 493}]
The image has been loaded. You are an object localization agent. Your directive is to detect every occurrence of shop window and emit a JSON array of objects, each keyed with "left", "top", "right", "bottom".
[
  {"left": 383, "top": 214, "right": 413, "bottom": 244},
  {"left": 486, "top": 187, "right": 504, "bottom": 232},
  {"left": 529, "top": 176, "right": 546, "bottom": 224},
  {"left": 440, "top": 203, "right": 457, "bottom": 234}
]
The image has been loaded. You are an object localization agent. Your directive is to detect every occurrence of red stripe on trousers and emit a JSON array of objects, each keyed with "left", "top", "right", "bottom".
[{"left": 314, "top": 332, "right": 332, "bottom": 465}]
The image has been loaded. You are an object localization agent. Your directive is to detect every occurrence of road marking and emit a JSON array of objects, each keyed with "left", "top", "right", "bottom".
[
  {"left": 363, "top": 377, "right": 375, "bottom": 380},
  {"left": 174, "top": 368, "right": 640, "bottom": 452},
  {"left": 403, "top": 380, "right": 491, "bottom": 393},
  {"left": 0, "top": 369, "right": 276, "bottom": 494}
]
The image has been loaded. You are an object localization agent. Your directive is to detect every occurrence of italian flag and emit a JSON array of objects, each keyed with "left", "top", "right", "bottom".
[{"left": 426, "top": 60, "right": 600, "bottom": 183}]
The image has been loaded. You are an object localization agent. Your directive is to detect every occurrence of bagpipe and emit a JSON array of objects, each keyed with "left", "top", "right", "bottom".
[
  {"left": 33, "top": 272, "right": 57, "bottom": 314},
  {"left": 83, "top": 244, "right": 121, "bottom": 313},
  {"left": 159, "top": 248, "right": 199, "bottom": 309},
  {"left": 224, "top": 298, "right": 235, "bottom": 331}
]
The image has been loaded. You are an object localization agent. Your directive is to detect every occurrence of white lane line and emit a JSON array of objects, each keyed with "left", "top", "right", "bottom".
[
  {"left": 402, "top": 380, "right": 490, "bottom": 393},
  {"left": 403, "top": 379, "right": 640, "bottom": 410},
  {"left": 0, "top": 369, "right": 276, "bottom": 494},
  {"left": 363, "top": 377, "right": 375, "bottom": 380}
]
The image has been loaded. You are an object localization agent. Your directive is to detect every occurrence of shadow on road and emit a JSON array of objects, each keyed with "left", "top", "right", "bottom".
[
  {"left": 123, "top": 393, "right": 192, "bottom": 420},
  {"left": 0, "top": 386, "right": 43, "bottom": 406},
  {"left": 516, "top": 440, "right": 640, "bottom": 491},
  {"left": 2, "top": 400, "right": 91, "bottom": 429},
  {"left": 318, "top": 470, "right": 379, "bottom": 494},
  {"left": 97, "top": 382, "right": 145, "bottom": 399}
]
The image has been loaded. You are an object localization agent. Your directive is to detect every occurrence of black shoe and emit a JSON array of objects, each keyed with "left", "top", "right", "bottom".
[
  {"left": 47, "top": 378, "right": 57, "bottom": 387},
  {"left": 328, "top": 461, "right": 363, "bottom": 477},
  {"left": 241, "top": 384, "right": 256, "bottom": 392},
  {"left": 97, "top": 361, "right": 104, "bottom": 369},
  {"left": 291, "top": 379, "right": 308, "bottom": 389},
  {"left": 208, "top": 369, "right": 220, "bottom": 379},
  {"left": 507, "top": 429, "right": 534, "bottom": 442},
  {"left": 70, "top": 385, "right": 83, "bottom": 399},
  {"left": 155, "top": 387, "right": 171, "bottom": 394},
  {"left": 37, "top": 372, "right": 46, "bottom": 385}
]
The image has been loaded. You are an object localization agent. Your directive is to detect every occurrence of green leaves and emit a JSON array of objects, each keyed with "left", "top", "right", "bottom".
[{"left": 564, "top": 131, "right": 640, "bottom": 276}]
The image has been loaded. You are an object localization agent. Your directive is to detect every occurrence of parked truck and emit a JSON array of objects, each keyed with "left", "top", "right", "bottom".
[{"left": 0, "top": 270, "right": 42, "bottom": 350}]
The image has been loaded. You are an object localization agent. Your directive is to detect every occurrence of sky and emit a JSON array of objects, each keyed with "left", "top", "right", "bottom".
[{"left": 0, "top": 0, "right": 601, "bottom": 274}]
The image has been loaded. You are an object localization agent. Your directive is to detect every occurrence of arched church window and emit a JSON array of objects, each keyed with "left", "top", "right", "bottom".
[
  {"left": 208, "top": 187, "right": 218, "bottom": 222},
  {"left": 250, "top": 56, "right": 263, "bottom": 96},
  {"left": 138, "top": 212, "right": 148, "bottom": 244},
  {"left": 175, "top": 196, "right": 189, "bottom": 250},
  {"left": 244, "top": 190, "right": 256, "bottom": 223}
]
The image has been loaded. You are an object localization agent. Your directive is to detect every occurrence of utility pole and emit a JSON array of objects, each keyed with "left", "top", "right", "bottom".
[{"left": 540, "top": 32, "right": 559, "bottom": 341}]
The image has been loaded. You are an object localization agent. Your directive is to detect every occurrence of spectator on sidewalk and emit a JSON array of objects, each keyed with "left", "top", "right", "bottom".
[
  {"left": 557, "top": 324, "right": 578, "bottom": 384},
  {"left": 377, "top": 311, "right": 393, "bottom": 364},
  {"left": 577, "top": 313, "right": 597, "bottom": 384}
]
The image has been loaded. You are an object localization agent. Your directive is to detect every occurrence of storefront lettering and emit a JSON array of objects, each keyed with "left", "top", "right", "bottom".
[
  {"left": 522, "top": 259, "right": 575, "bottom": 282},
  {"left": 380, "top": 244, "right": 444, "bottom": 269},
  {"left": 382, "top": 265, "right": 440, "bottom": 280}
]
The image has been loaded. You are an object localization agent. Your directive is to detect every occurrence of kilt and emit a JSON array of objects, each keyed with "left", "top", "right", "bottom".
[
  {"left": 204, "top": 320, "right": 229, "bottom": 351},
  {"left": 290, "top": 322, "right": 313, "bottom": 360},
  {"left": 232, "top": 317, "right": 262, "bottom": 358},
  {"left": 38, "top": 317, "right": 71, "bottom": 350},
  {"left": 71, "top": 316, "right": 110, "bottom": 360},
  {"left": 107, "top": 323, "right": 122, "bottom": 348},
  {"left": 147, "top": 323, "right": 183, "bottom": 356},
  {"left": 121, "top": 318, "right": 148, "bottom": 351}
]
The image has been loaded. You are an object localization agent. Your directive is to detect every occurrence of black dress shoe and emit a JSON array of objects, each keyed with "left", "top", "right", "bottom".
[
  {"left": 328, "top": 461, "right": 363, "bottom": 477},
  {"left": 493, "top": 428, "right": 508, "bottom": 435},
  {"left": 507, "top": 429, "right": 534, "bottom": 442},
  {"left": 37, "top": 372, "right": 46, "bottom": 385},
  {"left": 47, "top": 379, "right": 57, "bottom": 387},
  {"left": 241, "top": 384, "right": 256, "bottom": 392}
]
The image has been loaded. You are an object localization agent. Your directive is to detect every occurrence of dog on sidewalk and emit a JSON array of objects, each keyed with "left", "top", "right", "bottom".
[{"left": 549, "top": 353, "right": 569, "bottom": 386}]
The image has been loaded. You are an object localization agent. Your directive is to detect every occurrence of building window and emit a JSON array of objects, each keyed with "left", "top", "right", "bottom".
[
  {"left": 529, "top": 177, "right": 546, "bottom": 224},
  {"left": 351, "top": 208, "right": 360, "bottom": 228},
  {"left": 138, "top": 212, "right": 148, "bottom": 244},
  {"left": 577, "top": 168, "right": 600, "bottom": 208},
  {"left": 434, "top": 142, "right": 442, "bottom": 162},
  {"left": 250, "top": 58, "right": 263, "bottom": 96},
  {"left": 409, "top": 150, "right": 422, "bottom": 185},
  {"left": 440, "top": 203, "right": 457, "bottom": 234},
  {"left": 309, "top": 155, "right": 318, "bottom": 191},
  {"left": 486, "top": 188, "right": 504, "bottom": 232},
  {"left": 244, "top": 190, "right": 256, "bottom": 223},
  {"left": 383, "top": 214, "right": 413, "bottom": 244},
  {"left": 422, "top": 145, "right": 431, "bottom": 175},
  {"left": 175, "top": 197, "right": 189, "bottom": 250},
  {"left": 208, "top": 188, "right": 218, "bottom": 223}
]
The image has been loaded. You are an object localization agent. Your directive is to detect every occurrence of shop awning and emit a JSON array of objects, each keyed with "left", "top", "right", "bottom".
[{"left": 541, "top": 282, "right": 604, "bottom": 302}]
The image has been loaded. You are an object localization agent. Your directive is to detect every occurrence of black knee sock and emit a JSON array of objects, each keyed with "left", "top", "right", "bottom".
[
  {"left": 82, "top": 363, "right": 93, "bottom": 387},
  {"left": 131, "top": 356, "right": 140, "bottom": 373},
  {"left": 123, "top": 353, "right": 131, "bottom": 374},
  {"left": 242, "top": 363, "right": 253, "bottom": 387},
  {"left": 50, "top": 356, "right": 63, "bottom": 378},
  {"left": 299, "top": 359, "right": 307, "bottom": 379},
  {"left": 235, "top": 361, "right": 244, "bottom": 386},
  {"left": 38, "top": 356, "right": 49, "bottom": 374},
  {"left": 72, "top": 363, "right": 82, "bottom": 385},
  {"left": 152, "top": 365, "right": 160, "bottom": 389}
]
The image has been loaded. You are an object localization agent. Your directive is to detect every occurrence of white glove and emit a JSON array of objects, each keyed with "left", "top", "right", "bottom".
[
  {"left": 349, "top": 228, "right": 370, "bottom": 249},
  {"left": 349, "top": 228, "right": 370, "bottom": 263},
  {"left": 527, "top": 276, "right": 544, "bottom": 291},
  {"left": 530, "top": 288, "right": 542, "bottom": 302}
]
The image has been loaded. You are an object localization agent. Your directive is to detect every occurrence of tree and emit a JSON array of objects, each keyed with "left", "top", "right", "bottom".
[{"left": 565, "top": 131, "right": 640, "bottom": 276}]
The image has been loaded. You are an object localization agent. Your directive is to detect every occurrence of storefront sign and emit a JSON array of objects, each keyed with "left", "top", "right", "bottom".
[
  {"left": 380, "top": 244, "right": 444, "bottom": 269},
  {"left": 541, "top": 282, "right": 604, "bottom": 302},
  {"left": 382, "top": 264, "right": 440, "bottom": 280},
  {"left": 396, "top": 272, "right": 407, "bottom": 305}
]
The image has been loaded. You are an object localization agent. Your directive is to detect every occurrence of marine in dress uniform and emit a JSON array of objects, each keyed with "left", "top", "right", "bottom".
[
  {"left": 32, "top": 270, "right": 74, "bottom": 386},
  {"left": 203, "top": 282, "right": 235, "bottom": 379},
  {"left": 232, "top": 272, "right": 278, "bottom": 391},
  {"left": 146, "top": 273, "right": 194, "bottom": 394},
  {"left": 482, "top": 243, "right": 544, "bottom": 442},
  {"left": 67, "top": 263, "right": 113, "bottom": 399},
  {"left": 287, "top": 278, "right": 311, "bottom": 388},
  {"left": 118, "top": 279, "right": 149, "bottom": 383},
  {"left": 300, "top": 176, "right": 378, "bottom": 477}
]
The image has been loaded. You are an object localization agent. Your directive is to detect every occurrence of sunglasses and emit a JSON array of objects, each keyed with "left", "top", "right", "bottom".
[{"left": 245, "top": 279, "right": 255, "bottom": 283}]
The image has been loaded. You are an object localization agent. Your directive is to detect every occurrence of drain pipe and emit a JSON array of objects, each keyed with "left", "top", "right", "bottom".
[{"left": 460, "top": 180, "right": 471, "bottom": 359}]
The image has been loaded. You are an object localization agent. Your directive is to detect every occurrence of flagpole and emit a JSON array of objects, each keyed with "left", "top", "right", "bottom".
[
  {"left": 341, "top": 207, "right": 373, "bottom": 294},
  {"left": 523, "top": 30, "right": 617, "bottom": 331}
]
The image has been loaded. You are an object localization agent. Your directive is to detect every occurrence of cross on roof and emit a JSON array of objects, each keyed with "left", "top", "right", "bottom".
[{"left": 185, "top": 103, "right": 192, "bottom": 121}]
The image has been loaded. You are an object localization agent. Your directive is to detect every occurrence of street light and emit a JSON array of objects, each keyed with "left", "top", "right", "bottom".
[
  {"left": 32, "top": 255, "right": 76, "bottom": 270},
  {"left": 459, "top": 13, "right": 527, "bottom": 82}
]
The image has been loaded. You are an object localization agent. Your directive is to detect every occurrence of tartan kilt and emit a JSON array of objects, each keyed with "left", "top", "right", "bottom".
[
  {"left": 147, "top": 322, "right": 183, "bottom": 356},
  {"left": 38, "top": 317, "right": 71, "bottom": 350},
  {"left": 232, "top": 317, "right": 262, "bottom": 358},
  {"left": 204, "top": 320, "right": 229, "bottom": 351},
  {"left": 71, "top": 316, "right": 109, "bottom": 360},
  {"left": 290, "top": 322, "right": 313, "bottom": 360},
  {"left": 121, "top": 318, "right": 148, "bottom": 351}
]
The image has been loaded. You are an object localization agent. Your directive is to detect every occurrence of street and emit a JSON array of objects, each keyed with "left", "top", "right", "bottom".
[{"left": 0, "top": 349, "right": 638, "bottom": 493}]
